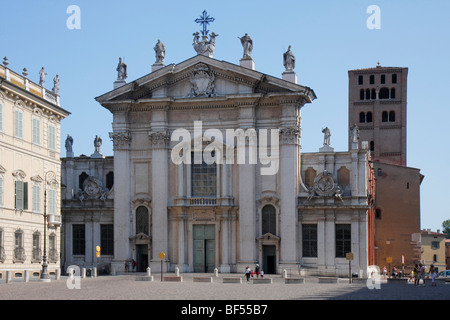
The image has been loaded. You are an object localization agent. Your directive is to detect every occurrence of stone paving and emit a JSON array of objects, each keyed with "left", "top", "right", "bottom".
[{"left": 0, "top": 272, "right": 449, "bottom": 301}]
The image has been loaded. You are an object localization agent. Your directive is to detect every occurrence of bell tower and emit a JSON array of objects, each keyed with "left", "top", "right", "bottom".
[{"left": 348, "top": 64, "right": 408, "bottom": 166}]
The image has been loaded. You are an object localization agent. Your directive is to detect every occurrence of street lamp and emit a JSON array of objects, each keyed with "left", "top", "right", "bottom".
[{"left": 40, "top": 171, "right": 58, "bottom": 282}]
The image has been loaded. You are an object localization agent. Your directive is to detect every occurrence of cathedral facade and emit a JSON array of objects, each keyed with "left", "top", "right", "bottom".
[{"left": 89, "top": 34, "right": 375, "bottom": 277}]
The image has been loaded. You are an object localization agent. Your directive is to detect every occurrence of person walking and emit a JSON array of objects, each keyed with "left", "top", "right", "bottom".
[
  {"left": 429, "top": 264, "right": 437, "bottom": 287},
  {"left": 255, "top": 264, "right": 260, "bottom": 278},
  {"left": 413, "top": 264, "right": 419, "bottom": 286},
  {"left": 419, "top": 263, "right": 425, "bottom": 286},
  {"left": 245, "top": 266, "right": 252, "bottom": 282}
]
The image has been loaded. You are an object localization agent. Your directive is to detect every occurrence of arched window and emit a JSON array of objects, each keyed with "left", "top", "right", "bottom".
[
  {"left": 360, "top": 89, "right": 365, "bottom": 100},
  {"left": 390, "top": 88, "right": 396, "bottom": 99},
  {"left": 79, "top": 172, "right": 88, "bottom": 190},
  {"left": 389, "top": 111, "right": 395, "bottom": 122},
  {"left": 365, "top": 89, "right": 370, "bottom": 100},
  {"left": 359, "top": 112, "right": 366, "bottom": 123},
  {"left": 382, "top": 111, "right": 388, "bottom": 122},
  {"left": 366, "top": 112, "right": 373, "bottom": 123},
  {"left": 304, "top": 167, "right": 316, "bottom": 188},
  {"left": 371, "top": 89, "right": 376, "bottom": 100},
  {"left": 136, "top": 206, "right": 149, "bottom": 235},
  {"left": 262, "top": 205, "right": 276, "bottom": 235},
  {"left": 379, "top": 87, "right": 389, "bottom": 99}
]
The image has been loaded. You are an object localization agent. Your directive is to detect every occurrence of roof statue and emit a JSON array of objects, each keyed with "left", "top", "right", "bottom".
[
  {"left": 116, "top": 57, "right": 127, "bottom": 81},
  {"left": 154, "top": 39, "right": 165, "bottom": 64},
  {"left": 283, "top": 45, "right": 295, "bottom": 72},
  {"left": 239, "top": 33, "right": 253, "bottom": 59}
]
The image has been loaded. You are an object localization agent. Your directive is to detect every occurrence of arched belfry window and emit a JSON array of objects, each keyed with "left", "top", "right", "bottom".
[
  {"left": 262, "top": 205, "right": 276, "bottom": 235},
  {"left": 389, "top": 111, "right": 395, "bottom": 122},
  {"left": 135, "top": 206, "right": 149, "bottom": 235}
]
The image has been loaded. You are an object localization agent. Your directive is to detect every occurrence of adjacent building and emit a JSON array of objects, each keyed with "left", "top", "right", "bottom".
[
  {"left": 348, "top": 64, "right": 423, "bottom": 273},
  {"left": 420, "top": 229, "right": 446, "bottom": 273},
  {"left": 0, "top": 58, "right": 70, "bottom": 279}
]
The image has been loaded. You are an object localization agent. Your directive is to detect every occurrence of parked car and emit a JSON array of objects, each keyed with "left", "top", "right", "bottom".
[{"left": 437, "top": 270, "right": 450, "bottom": 278}]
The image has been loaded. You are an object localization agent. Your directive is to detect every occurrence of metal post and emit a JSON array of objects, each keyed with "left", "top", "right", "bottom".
[{"left": 40, "top": 187, "right": 50, "bottom": 282}]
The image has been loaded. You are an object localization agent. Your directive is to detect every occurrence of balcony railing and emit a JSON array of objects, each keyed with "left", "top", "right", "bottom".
[
  {"left": 14, "top": 247, "right": 26, "bottom": 262},
  {"left": 189, "top": 198, "right": 217, "bottom": 206}
]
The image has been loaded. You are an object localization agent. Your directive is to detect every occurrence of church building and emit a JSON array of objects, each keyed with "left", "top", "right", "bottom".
[{"left": 88, "top": 25, "right": 375, "bottom": 277}]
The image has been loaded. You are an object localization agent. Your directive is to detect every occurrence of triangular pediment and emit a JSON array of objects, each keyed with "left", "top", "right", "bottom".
[{"left": 96, "top": 55, "right": 316, "bottom": 109}]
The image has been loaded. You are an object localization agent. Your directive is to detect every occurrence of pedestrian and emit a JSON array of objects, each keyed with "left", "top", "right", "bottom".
[
  {"left": 260, "top": 270, "right": 264, "bottom": 278},
  {"left": 382, "top": 266, "right": 387, "bottom": 278},
  {"left": 255, "top": 264, "right": 260, "bottom": 278},
  {"left": 125, "top": 260, "right": 129, "bottom": 272},
  {"left": 429, "top": 264, "right": 437, "bottom": 287},
  {"left": 245, "top": 266, "right": 251, "bottom": 282},
  {"left": 132, "top": 259, "right": 136, "bottom": 272},
  {"left": 419, "top": 263, "right": 425, "bottom": 286},
  {"left": 413, "top": 264, "right": 419, "bottom": 286}
]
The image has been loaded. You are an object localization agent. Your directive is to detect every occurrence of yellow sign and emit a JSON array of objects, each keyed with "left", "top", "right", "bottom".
[
  {"left": 386, "top": 257, "right": 392, "bottom": 263},
  {"left": 96, "top": 251, "right": 101, "bottom": 258},
  {"left": 346, "top": 252, "right": 354, "bottom": 261},
  {"left": 158, "top": 252, "right": 165, "bottom": 260},
  {"left": 96, "top": 246, "right": 101, "bottom": 252}
]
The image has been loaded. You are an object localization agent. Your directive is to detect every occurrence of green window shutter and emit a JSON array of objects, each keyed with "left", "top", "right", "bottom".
[
  {"left": 23, "top": 182, "right": 28, "bottom": 210},
  {"left": 15, "top": 181, "right": 23, "bottom": 210}
]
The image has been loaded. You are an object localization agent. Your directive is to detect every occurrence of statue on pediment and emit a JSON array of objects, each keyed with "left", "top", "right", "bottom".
[
  {"left": 154, "top": 39, "right": 165, "bottom": 64},
  {"left": 193, "top": 32, "right": 218, "bottom": 58},
  {"left": 283, "top": 46, "right": 295, "bottom": 72},
  {"left": 239, "top": 33, "right": 253, "bottom": 59},
  {"left": 116, "top": 57, "right": 127, "bottom": 81}
]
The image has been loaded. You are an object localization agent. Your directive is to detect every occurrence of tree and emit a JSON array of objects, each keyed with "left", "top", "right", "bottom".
[{"left": 442, "top": 219, "right": 450, "bottom": 239}]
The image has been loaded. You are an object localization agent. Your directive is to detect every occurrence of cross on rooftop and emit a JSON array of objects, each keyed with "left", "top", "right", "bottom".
[{"left": 195, "top": 10, "right": 215, "bottom": 36}]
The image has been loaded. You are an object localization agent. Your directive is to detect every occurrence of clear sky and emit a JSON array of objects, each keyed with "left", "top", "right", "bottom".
[{"left": 1, "top": 0, "right": 449, "bottom": 232}]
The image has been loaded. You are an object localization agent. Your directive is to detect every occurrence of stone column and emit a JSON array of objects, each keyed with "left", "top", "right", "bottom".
[
  {"left": 236, "top": 104, "right": 256, "bottom": 270},
  {"left": 278, "top": 102, "right": 302, "bottom": 272},
  {"left": 109, "top": 130, "right": 132, "bottom": 273},
  {"left": 220, "top": 209, "right": 231, "bottom": 273},
  {"left": 149, "top": 129, "right": 170, "bottom": 272}
]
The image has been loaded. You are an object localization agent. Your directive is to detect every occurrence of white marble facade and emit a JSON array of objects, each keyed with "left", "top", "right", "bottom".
[{"left": 95, "top": 54, "right": 373, "bottom": 277}]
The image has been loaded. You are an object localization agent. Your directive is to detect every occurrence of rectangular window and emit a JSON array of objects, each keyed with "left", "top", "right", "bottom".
[
  {"left": 369, "top": 75, "right": 375, "bottom": 84},
  {"left": 48, "top": 188, "right": 56, "bottom": 214},
  {"left": 48, "top": 125, "right": 56, "bottom": 150},
  {"left": 302, "top": 224, "right": 318, "bottom": 257},
  {"left": 392, "top": 74, "right": 397, "bottom": 83},
  {"left": 15, "top": 181, "right": 28, "bottom": 210},
  {"left": 431, "top": 241, "right": 440, "bottom": 250},
  {"left": 32, "top": 118, "right": 40, "bottom": 145},
  {"left": 358, "top": 75, "right": 363, "bottom": 85},
  {"left": 191, "top": 155, "right": 217, "bottom": 197},
  {"left": 32, "top": 185, "right": 40, "bottom": 213},
  {"left": 72, "top": 224, "right": 86, "bottom": 255},
  {"left": 381, "top": 74, "right": 385, "bottom": 84},
  {"left": 335, "top": 224, "right": 351, "bottom": 258},
  {"left": 101, "top": 224, "right": 114, "bottom": 255},
  {"left": 14, "top": 109, "right": 23, "bottom": 138}
]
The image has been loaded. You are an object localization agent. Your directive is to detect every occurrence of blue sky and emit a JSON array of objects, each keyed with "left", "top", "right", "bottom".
[{"left": 1, "top": 0, "right": 449, "bottom": 231}]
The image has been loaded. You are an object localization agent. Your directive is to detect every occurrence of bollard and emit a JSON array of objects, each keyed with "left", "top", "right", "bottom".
[
  {"left": 214, "top": 268, "right": 218, "bottom": 277},
  {"left": 24, "top": 270, "right": 30, "bottom": 282},
  {"left": 283, "top": 269, "right": 287, "bottom": 278},
  {"left": 93, "top": 267, "right": 97, "bottom": 278},
  {"left": 81, "top": 268, "right": 86, "bottom": 278},
  {"left": 6, "top": 271, "right": 11, "bottom": 284},
  {"left": 175, "top": 266, "right": 180, "bottom": 277},
  {"left": 146, "top": 267, "right": 151, "bottom": 277},
  {"left": 56, "top": 268, "right": 61, "bottom": 280}
]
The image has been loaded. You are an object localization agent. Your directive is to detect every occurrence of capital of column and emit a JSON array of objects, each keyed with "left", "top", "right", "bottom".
[
  {"left": 149, "top": 130, "right": 170, "bottom": 149},
  {"left": 109, "top": 131, "right": 131, "bottom": 150},
  {"left": 279, "top": 126, "right": 301, "bottom": 145}
]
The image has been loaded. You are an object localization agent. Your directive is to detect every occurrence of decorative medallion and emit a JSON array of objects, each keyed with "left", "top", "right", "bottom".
[{"left": 187, "top": 63, "right": 216, "bottom": 97}]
